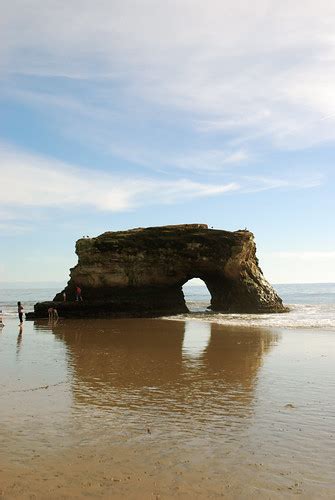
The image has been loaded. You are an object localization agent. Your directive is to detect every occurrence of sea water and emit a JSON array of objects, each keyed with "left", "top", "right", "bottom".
[
  {"left": 1, "top": 283, "right": 335, "bottom": 328},
  {"left": 179, "top": 283, "right": 335, "bottom": 329}
]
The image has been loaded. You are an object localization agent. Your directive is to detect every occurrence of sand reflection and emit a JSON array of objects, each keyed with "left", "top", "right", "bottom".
[
  {"left": 182, "top": 320, "right": 211, "bottom": 360},
  {"left": 40, "top": 319, "right": 278, "bottom": 429}
]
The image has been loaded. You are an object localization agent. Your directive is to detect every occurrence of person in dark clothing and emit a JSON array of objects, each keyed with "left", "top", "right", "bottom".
[{"left": 17, "top": 301, "right": 24, "bottom": 324}]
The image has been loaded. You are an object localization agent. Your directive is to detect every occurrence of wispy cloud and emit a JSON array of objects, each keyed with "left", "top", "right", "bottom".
[
  {"left": 2, "top": 1, "right": 335, "bottom": 154},
  {"left": 259, "top": 250, "right": 335, "bottom": 283},
  {"left": 0, "top": 222, "right": 32, "bottom": 234},
  {"left": 240, "top": 173, "right": 323, "bottom": 193},
  {"left": 172, "top": 149, "right": 249, "bottom": 171},
  {"left": 0, "top": 143, "right": 322, "bottom": 232},
  {"left": 0, "top": 208, "right": 37, "bottom": 234},
  {"left": 0, "top": 144, "right": 239, "bottom": 214},
  {"left": 271, "top": 251, "right": 335, "bottom": 261}
]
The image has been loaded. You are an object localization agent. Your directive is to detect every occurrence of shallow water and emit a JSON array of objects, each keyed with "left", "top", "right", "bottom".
[
  {"left": 2, "top": 283, "right": 335, "bottom": 329},
  {"left": 0, "top": 317, "right": 334, "bottom": 497}
]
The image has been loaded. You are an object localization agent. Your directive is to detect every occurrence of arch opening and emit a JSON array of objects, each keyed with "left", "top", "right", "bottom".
[{"left": 182, "top": 278, "right": 211, "bottom": 313}]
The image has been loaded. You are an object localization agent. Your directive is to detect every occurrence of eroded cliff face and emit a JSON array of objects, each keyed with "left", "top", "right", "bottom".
[{"left": 33, "top": 224, "right": 285, "bottom": 318}]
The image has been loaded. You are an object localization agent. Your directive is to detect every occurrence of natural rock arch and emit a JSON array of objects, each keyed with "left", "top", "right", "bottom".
[{"left": 31, "top": 224, "right": 285, "bottom": 318}]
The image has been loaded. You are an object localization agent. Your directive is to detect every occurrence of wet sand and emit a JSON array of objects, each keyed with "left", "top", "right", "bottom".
[{"left": 0, "top": 318, "right": 334, "bottom": 498}]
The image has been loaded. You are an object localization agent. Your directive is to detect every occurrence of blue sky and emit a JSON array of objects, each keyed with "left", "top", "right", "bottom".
[{"left": 1, "top": 0, "right": 335, "bottom": 283}]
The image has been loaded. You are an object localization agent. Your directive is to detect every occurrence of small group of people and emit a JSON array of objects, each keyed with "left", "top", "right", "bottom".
[
  {"left": 48, "top": 307, "right": 59, "bottom": 322},
  {"left": 61, "top": 286, "right": 83, "bottom": 302},
  {"left": 14, "top": 285, "right": 83, "bottom": 325},
  {"left": 48, "top": 285, "right": 82, "bottom": 321}
]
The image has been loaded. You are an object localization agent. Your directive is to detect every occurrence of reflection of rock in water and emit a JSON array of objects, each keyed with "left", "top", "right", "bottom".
[
  {"left": 204, "top": 324, "right": 277, "bottom": 384},
  {"left": 49, "top": 319, "right": 184, "bottom": 408},
  {"left": 45, "top": 319, "right": 278, "bottom": 423},
  {"left": 198, "top": 324, "right": 278, "bottom": 419}
]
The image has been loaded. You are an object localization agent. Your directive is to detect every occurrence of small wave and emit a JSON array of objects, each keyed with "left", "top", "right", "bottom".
[
  {"left": 163, "top": 304, "right": 335, "bottom": 329},
  {"left": 0, "top": 305, "right": 37, "bottom": 319},
  {"left": 0, "top": 304, "right": 35, "bottom": 318},
  {"left": 1, "top": 297, "right": 335, "bottom": 329},
  {"left": 1, "top": 312, "right": 18, "bottom": 318}
]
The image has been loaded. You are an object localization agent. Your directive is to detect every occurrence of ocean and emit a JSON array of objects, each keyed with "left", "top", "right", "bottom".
[{"left": 1, "top": 282, "right": 335, "bottom": 328}]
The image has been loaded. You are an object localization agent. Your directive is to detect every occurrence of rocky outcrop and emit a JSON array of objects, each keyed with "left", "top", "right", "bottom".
[{"left": 30, "top": 224, "right": 286, "bottom": 318}]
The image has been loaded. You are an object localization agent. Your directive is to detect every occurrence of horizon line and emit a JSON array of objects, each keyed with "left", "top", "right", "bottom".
[{"left": 0, "top": 280, "right": 335, "bottom": 288}]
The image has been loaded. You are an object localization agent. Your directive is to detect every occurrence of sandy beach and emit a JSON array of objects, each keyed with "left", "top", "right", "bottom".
[{"left": 0, "top": 316, "right": 334, "bottom": 498}]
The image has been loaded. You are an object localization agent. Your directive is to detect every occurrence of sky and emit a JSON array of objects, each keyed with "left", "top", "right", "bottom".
[{"left": 1, "top": 0, "right": 335, "bottom": 284}]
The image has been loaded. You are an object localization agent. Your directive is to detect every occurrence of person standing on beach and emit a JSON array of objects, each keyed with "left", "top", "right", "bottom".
[
  {"left": 48, "top": 307, "right": 59, "bottom": 321},
  {"left": 17, "top": 301, "right": 24, "bottom": 324},
  {"left": 75, "top": 286, "right": 83, "bottom": 301}
]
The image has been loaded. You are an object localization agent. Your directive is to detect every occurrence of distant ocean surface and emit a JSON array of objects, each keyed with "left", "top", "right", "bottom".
[
  {"left": 1, "top": 283, "right": 335, "bottom": 329},
  {"left": 178, "top": 282, "right": 335, "bottom": 329}
]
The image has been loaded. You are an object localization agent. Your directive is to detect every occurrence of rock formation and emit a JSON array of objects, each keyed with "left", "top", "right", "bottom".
[{"left": 30, "top": 224, "right": 286, "bottom": 318}]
